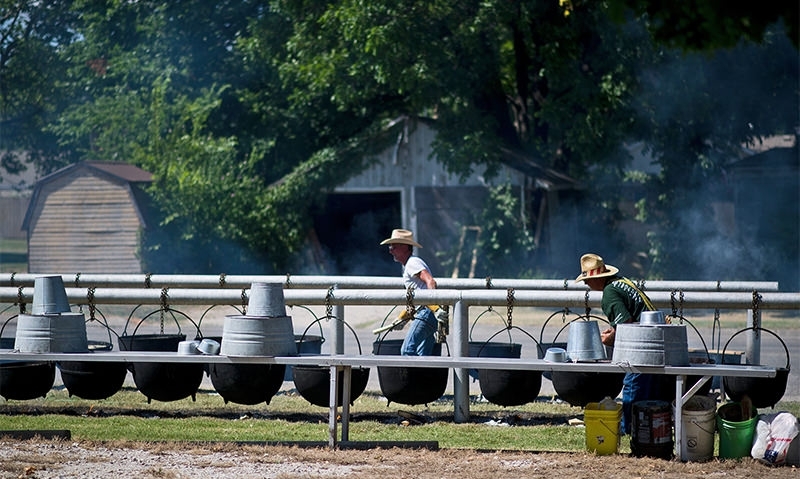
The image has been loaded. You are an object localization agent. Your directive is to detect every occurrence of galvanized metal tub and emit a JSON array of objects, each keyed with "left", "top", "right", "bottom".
[
  {"left": 219, "top": 315, "right": 296, "bottom": 357},
  {"left": 14, "top": 313, "right": 88, "bottom": 353},
  {"left": 612, "top": 324, "right": 689, "bottom": 367}
]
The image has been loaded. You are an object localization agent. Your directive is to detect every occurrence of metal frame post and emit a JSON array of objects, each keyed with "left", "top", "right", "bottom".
[{"left": 453, "top": 299, "right": 469, "bottom": 423}]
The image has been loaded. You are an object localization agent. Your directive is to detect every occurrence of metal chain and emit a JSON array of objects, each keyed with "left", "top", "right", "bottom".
[
  {"left": 506, "top": 288, "right": 514, "bottom": 329},
  {"left": 752, "top": 290, "right": 762, "bottom": 330},
  {"left": 74, "top": 273, "right": 81, "bottom": 288},
  {"left": 144, "top": 273, "right": 152, "bottom": 289},
  {"left": 712, "top": 308, "right": 721, "bottom": 351},
  {"left": 285, "top": 273, "right": 292, "bottom": 289},
  {"left": 241, "top": 289, "right": 248, "bottom": 315},
  {"left": 563, "top": 278, "right": 569, "bottom": 289},
  {"left": 584, "top": 290, "right": 591, "bottom": 316},
  {"left": 87, "top": 287, "right": 97, "bottom": 322},
  {"left": 9, "top": 272, "right": 16, "bottom": 287},
  {"left": 218, "top": 273, "right": 226, "bottom": 287},
  {"left": 16, "top": 286, "right": 25, "bottom": 314},
  {"left": 325, "top": 286, "right": 335, "bottom": 319},
  {"left": 159, "top": 287, "right": 169, "bottom": 334},
  {"left": 405, "top": 286, "right": 416, "bottom": 318},
  {"left": 485, "top": 277, "right": 493, "bottom": 311},
  {"left": 670, "top": 289, "right": 678, "bottom": 317},
  {"left": 678, "top": 290, "right": 684, "bottom": 319}
]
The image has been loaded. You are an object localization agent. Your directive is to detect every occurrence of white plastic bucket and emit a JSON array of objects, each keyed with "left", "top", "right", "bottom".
[{"left": 676, "top": 395, "right": 716, "bottom": 462}]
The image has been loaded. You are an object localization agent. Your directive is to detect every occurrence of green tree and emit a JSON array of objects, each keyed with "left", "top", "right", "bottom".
[
  {"left": 0, "top": 0, "right": 78, "bottom": 176},
  {"left": 3, "top": 0, "right": 796, "bottom": 279},
  {"left": 606, "top": 0, "right": 798, "bottom": 50}
]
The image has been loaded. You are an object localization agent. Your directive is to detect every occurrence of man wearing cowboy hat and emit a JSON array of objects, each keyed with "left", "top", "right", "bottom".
[
  {"left": 576, "top": 253, "right": 671, "bottom": 434},
  {"left": 380, "top": 229, "right": 439, "bottom": 355}
]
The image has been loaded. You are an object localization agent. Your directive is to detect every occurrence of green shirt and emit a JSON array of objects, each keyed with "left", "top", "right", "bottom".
[{"left": 601, "top": 276, "right": 651, "bottom": 327}]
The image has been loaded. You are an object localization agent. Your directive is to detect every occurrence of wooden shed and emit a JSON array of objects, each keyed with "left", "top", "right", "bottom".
[{"left": 22, "top": 161, "right": 153, "bottom": 273}]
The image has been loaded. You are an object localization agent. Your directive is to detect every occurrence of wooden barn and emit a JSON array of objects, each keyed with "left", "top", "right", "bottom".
[
  {"left": 312, "top": 116, "right": 581, "bottom": 277},
  {"left": 22, "top": 161, "right": 153, "bottom": 274}
]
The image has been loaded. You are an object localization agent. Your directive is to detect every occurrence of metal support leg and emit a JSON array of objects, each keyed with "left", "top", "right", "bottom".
[
  {"left": 327, "top": 364, "right": 351, "bottom": 448},
  {"left": 453, "top": 299, "right": 469, "bottom": 423},
  {"left": 675, "top": 374, "right": 684, "bottom": 460},
  {"left": 328, "top": 364, "right": 339, "bottom": 448},
  {"left": 333, "top": 303, "right": 345, "bottom": 355},
  {"left": 341, "top": 365, "right": 351, "bottom": 442}
]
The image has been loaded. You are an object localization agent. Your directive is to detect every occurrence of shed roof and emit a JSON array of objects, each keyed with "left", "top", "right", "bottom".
[{"left": 22, "top": 161, "right": 153, "bottom": 230}]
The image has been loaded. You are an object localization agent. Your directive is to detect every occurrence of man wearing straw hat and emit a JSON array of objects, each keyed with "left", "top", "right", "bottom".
[
  {"left": 576, "top": 253, "right": 671, "bottom": 434},
  {"left": 379, "top": 229, "right": 441, "bottom": 355}
]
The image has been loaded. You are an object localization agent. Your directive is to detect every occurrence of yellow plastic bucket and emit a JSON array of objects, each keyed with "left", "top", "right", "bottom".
[{"left": 585, "top": 401, "right": 623, "bottom": 455}]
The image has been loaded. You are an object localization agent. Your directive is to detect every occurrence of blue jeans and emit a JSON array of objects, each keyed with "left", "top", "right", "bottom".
[
  {"left": 401, "top": 307, "right": 438, "bottom": 356},
  {"left": 621, "top": 373, "right": 673, "bottom": 435}
]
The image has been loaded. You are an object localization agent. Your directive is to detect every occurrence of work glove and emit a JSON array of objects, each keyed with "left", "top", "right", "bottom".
[
  {"left": 436, "top": 307, "right": 449, "bottom": 336},
  {"left": 372, "top": 309, "right": 412, "bottom": 334}
]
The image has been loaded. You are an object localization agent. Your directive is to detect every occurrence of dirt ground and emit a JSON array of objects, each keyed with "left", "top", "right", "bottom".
[{"left": 1, "top": 439, "right": 798, "bottom": 479}]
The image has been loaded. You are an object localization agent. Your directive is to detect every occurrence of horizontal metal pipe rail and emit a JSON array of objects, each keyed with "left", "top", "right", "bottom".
[
  {"left": 0, "top": 273, "right": 780, "bottom": 292},
  {"left": 1, "top": 286, "right": 796, "bottom": 426},
  {"left": 1, "top": 287, "right": 797, "bottom": 309}
]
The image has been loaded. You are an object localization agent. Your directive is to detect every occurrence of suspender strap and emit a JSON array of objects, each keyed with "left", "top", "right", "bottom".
[{"left": 619, "top": 278, "right": 656, "bottom": 311}]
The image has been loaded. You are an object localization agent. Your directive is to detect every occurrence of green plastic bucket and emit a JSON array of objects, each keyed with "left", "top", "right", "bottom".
[{"left": 716, "top": 402, "right": 758, "bottom": 459}]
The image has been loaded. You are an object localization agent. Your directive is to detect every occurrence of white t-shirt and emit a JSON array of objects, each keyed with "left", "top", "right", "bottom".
[{"left": 402, "top": 256, "right": 432, "bottom": 289}]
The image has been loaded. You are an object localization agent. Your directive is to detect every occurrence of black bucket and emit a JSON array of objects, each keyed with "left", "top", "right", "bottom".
[
  {"left": 0, "top": 360, "right": 55, "bottom": 400},
  {"left": 284, "top": 334, "right": 324, "bottom": 381},
  {"left": 471, "top": 342, "right": 541, "bottom": 407},
  {"left": 550, "top": 368, "right": 625, "bottom": 407},
  {"left": 630, "top": 400, "right": 674, "bottom": 459},
  {"left": 0, "top": 330, "right": 56, "bottom": 400},
  {"left": 58, "top": 340, "right": 128, "bottom": 400},
  {"left": 722, "top": 327, "right": 791, "bottom": 409},
  {"left": 209, "top": 362, "right": 286, "bottom": 405},
  {"left": 201, "top": 335, "right": 287, "bottom": 405},
  {"left": 292, "top": 319, "right": 369, "bottom": 407},
  {"left": 372, "top": 338, "right": 448, "bottom": 406},
  {"left": 293, "top": 365, "right": 370, "bottom": 407},
  {"left": 118, "top": 333, "right": 204, "bottom": 403}
]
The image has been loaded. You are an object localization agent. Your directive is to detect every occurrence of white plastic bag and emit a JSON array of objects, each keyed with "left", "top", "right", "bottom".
[{"left": 751, "top": 412, "right": 799, "bottom": 465}]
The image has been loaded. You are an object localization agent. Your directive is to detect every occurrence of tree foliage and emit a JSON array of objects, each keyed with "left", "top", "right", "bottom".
[{"left": 1, "top": 0, "right": 797, "bottom": 278}]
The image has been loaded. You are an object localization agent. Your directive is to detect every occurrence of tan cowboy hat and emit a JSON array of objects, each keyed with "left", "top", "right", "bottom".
[
  {"left": 575, "top": 253, "right": 619, "bottom": 282},
  {"left": 380, "top": 229, "right": 422, "bottom": 248}
]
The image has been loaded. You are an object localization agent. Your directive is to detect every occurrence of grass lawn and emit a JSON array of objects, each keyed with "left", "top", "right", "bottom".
[{"left": 0, "top": 238, "right": 26, "bottom": 273}]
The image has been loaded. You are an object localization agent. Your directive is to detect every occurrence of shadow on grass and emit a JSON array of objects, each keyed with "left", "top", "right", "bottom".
[{"left": 0, "top": 388, "right": 577, "bottom": 427}]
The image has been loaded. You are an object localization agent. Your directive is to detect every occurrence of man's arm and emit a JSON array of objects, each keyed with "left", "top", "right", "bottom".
[
  {"left": 600, "top": 318, "right": 632, "bottom": 346},
  {"left": 417, "top": 269, "right": 437, "bottom": 289}
]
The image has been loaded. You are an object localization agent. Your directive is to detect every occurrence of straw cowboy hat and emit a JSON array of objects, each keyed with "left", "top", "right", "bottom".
[
  {"left": 380, "top": 229, "right": 422, "bottom": 248},
  {"left": 575, "top": 253, "right": 619, "bottom": 282}
]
